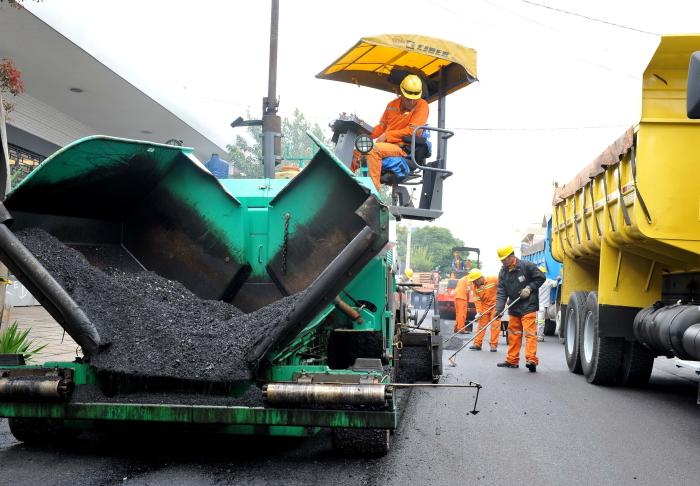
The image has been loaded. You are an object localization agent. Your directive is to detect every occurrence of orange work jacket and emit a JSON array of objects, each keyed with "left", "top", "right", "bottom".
[
  {"left": 469, "top": 276, "right": 498, "bottom": 313},
  {"left": 371, "top": 98, "right": 429, "bottom": 144}
]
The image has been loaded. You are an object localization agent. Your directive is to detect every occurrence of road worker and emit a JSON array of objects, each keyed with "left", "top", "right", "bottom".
[
  {"left": 350, "top": 74, "right": 429, "bottom": 191},
  {"left": 467, "top": 269, "right": 500, "bottom": 352},
  {"left": 494, "top": 245, "right": 545, "bottom": 372},
  {"left": 536, "top": 265, "right": 556, "bottom": 342},
  {"left": 452, "top": 251, "right": 467, "bottom": 273},
  {"left": 453, "top": 273, "right": 470, "bottom": 334},
  {"left": 204, "top": 153, "right": 229, "bottom": 179}
]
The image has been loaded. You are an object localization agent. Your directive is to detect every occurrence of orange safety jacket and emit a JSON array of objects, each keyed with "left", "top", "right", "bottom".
[
  {"left": 469, "top": 276, "right": 498, "bottom": 313},
  {"left": 371, "top": 98, "right": 429, "bottom": 144},
  {"left": 454, "top": 276, "right": 470, "bottom": 301}
]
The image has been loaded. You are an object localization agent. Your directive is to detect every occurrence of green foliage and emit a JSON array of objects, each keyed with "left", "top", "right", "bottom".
[
  {"left": 395, "top": 225, "right": 466, "bottom": 276},
  {"left": 281, "top": 108, "right": 331, "bottom": 161},
  {"left": 227, "top": 117, "right": 262, "bottom": 178},
  {"left": 227, "top": 109, "right": 331, "bottom": 178},
  {"left": 378, "top": 186, "right": 393, "bottom": 205},
  {"left": 0, "top": 321, "right": 46, "bottom": 362},
  {"left": 396, "top": 225, "right": 408, "bottom": 263},
  {"left": 410, "top": 246, "right": 435, "bottom": 272}
]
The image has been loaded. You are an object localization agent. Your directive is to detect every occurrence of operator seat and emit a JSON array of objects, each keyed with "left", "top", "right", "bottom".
[{"left": 380, "top": 134, "right": 432, "bottom": 207}]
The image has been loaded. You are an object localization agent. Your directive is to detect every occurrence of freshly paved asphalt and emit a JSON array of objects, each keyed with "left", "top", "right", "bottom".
[{"left": 1, "top": 311, "right": 699, "bottom": 485}]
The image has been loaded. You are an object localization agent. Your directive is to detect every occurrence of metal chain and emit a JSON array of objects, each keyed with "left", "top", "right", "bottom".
[{"left": 282, "top": 212, "right": 290, "bottom": 274}]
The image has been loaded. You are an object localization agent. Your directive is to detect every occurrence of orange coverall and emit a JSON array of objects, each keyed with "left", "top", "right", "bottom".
[
  {"left": 453, "top": 276, "right": 470, "bottom": 333},
  {"left": 470, "top": 276, "right": 499, "bottom": 348},
  {"left": 351, "top": 97, "right": 429, "bottom": 190},
  {"left": 506, "top": 313, "right": 539, "bottom": 366}
]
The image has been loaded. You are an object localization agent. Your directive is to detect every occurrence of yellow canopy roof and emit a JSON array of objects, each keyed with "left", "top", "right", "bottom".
[{"left": 316, "top": 34, "right": 477, "bottom": 103}]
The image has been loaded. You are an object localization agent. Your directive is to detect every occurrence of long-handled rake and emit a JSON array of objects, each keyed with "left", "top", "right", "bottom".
[{"left": 447, "top": 297, "right": 521, "bottom": 367}]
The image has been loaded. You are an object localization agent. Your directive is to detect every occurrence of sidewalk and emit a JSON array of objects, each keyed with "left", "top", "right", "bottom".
[{"left": 1, "top": 306, "right": 79, "bottom": 363}]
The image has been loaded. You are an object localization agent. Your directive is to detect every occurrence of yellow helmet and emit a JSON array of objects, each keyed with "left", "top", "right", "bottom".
[
  {"left": 467, "top": 269, "right": 483, "bottom": 282},
  {"left": 538, "top": 265, "right": 546, "bottom": 273},
  {"left": 405, "top": 268, "right": 414, "bottom": 279},
  {"left": 400, "top": 74, "right": 423, "bottom": 100},
  {"left": 497, "top": 245, "right": 514, "bottom": 261}
]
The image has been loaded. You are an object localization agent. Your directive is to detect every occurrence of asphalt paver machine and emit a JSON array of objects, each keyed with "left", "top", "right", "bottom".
[{"left": 0, "top": 6, "right": 478, "bottom": 455}]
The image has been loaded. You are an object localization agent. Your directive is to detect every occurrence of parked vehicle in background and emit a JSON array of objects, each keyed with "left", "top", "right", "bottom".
[
  {"left": 521, "top": 217, "right": 563, "bottom": 337},
  {"left": 551, "top": 36, "right": 700, "bottom": 397},
  {"left": 410, "top": 271, "right": 439, "bottom": 309},
  {"left": 437, "top": 246, "right": 479, "bottom": 327}
]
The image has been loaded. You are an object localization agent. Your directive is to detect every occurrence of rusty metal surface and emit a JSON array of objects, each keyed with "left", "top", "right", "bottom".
[{"left": 553, "top": 128, "right": 634, "bottom": 204}]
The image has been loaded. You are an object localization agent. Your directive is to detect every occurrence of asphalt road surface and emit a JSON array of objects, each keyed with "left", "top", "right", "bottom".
[{"left": 2, "top": 312, "right": 699, "bottom": 485}]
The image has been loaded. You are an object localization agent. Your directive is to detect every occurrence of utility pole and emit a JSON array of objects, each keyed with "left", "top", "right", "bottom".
[
  {"left": 0, "top": 94, "right": 11, "bottom": 326},
  {"left": 229, "top": 0, "right": 282, "bottom": 179},
  {"left": 405, "top": 222, "right": 412, "bottom": 272},
  {"left": 262, "top": 0, "right": 282, "bottom": 178},
  {"left": 0, "top": 94, "right": 10, "bottom": 199}
]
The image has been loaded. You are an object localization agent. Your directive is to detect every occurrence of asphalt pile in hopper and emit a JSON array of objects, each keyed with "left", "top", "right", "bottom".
[{"left": 16, "top": 228, "right": 305, "bottom": 382}]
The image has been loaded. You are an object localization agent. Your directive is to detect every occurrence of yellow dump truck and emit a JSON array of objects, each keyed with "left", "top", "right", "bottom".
[{"left": 551, "top": 35, "right": 700, "bottom": 393}]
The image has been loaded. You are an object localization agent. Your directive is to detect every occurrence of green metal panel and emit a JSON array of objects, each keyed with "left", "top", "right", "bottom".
[
  {"left": 0, "top": 402, "right": 397, "bottom": 429},
  {"left": 12, "top": 136, "right": 192, "bottom": 190}
]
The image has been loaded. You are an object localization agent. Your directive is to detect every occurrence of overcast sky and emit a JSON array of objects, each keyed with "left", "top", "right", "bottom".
[{"left": 26, "top": 0, "right": 700, "bottom": 273}]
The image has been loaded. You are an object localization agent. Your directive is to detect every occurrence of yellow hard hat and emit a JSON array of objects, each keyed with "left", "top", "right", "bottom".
[
  {"left": 467, "top": 269, "right": 483, "bottom": 282},
  {"left": 497, "top": 245, "right": 514, "bottom": 261},
  {"left": 405, "top": 268, "right": 414, "bottom": 279},
  {"left": 538, "top": 265, "right": 546, "bottom": 273},
  {"left": 400, "top": 74, "right": 423, "bottom": 100}
]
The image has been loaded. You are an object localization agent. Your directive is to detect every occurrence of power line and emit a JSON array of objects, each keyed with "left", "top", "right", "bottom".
[
  {"left": 478, "top": 0, "right": 641, "bottom": 78},
  {"left": 450, "top": 124, "right": 629, "bottom": 132},
  {"left": 518, "top": 0, "right": 659, "bottom": 36}
]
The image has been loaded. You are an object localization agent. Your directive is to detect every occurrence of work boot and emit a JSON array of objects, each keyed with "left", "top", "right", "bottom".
[
  {"left": 490, "top": 347, "right": 497, "bottom": 352},
  {"left": 526, "top": 361, "right": 537, "bottom": 372},
  {"left": 469, "top": 345, "right": 481, "bottom": 351},
  {"left": 497, "top": 361, "right": 518, "bottom": 368}
]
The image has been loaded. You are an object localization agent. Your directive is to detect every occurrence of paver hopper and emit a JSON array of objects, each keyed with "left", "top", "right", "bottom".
[{"left": 0, "top": 133, "right": 420, "bottom": 454}]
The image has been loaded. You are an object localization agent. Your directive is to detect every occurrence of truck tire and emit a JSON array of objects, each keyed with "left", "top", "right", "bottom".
[
  {"left": 618, "top": 341, "right": 654, "bottom": 387},
  {"left": 580, "top": 291, "right": 624, "bottom": 385},
  {"left": 332, "top": 428, "right": 391, "bottom": 457},
  {"left": 565, "top": 292, "right": 586, "bottom": 374}
]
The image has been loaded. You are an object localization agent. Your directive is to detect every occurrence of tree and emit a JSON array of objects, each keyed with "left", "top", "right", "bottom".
[
  {"left": 410, "top": 246, "right": 435, "bottom": 272},
  {"left": 0, "top": 56, "right": 24, "bottom": 318},
  {"left": 0, "top": 58, "right": 24, "bottom": 114},
  {"left": 227, "top": 118, "right": 262, "bottom": 178},
  {"left": 227, "top": 108, "right": 331, "bottom": 178},
  {"left": 395, "top": 225, "right": 468, "bottom": 277},
  {"left": 281, "top": 108, "right": 330, "bottom": 162}
]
